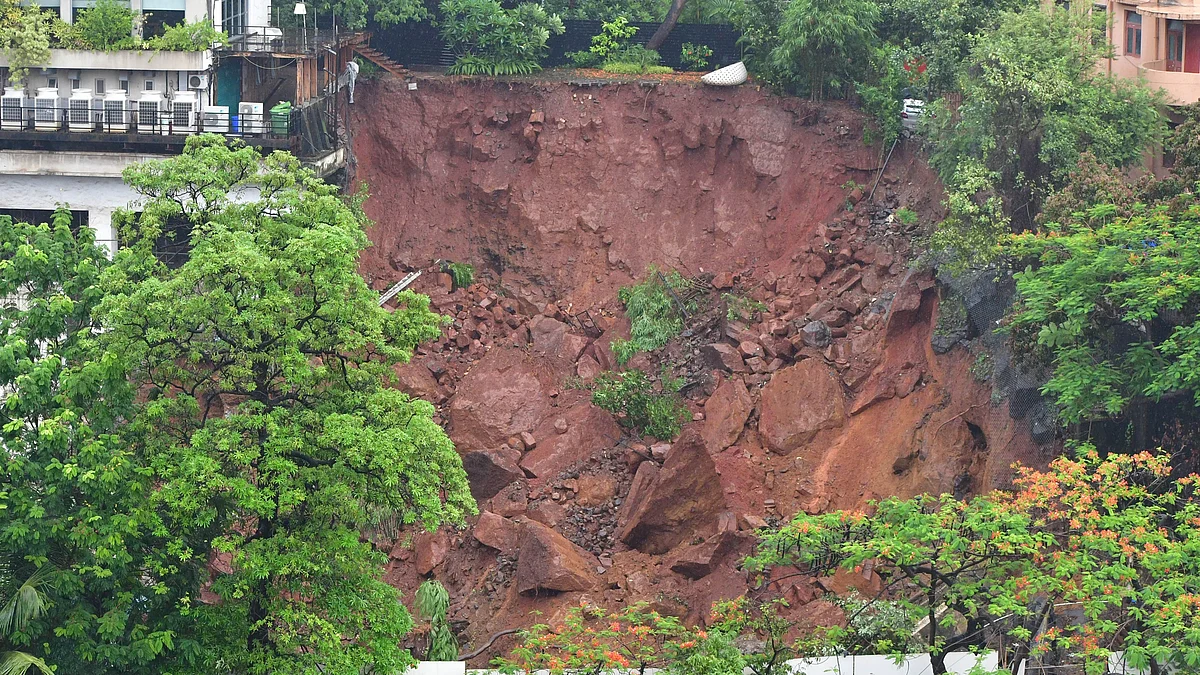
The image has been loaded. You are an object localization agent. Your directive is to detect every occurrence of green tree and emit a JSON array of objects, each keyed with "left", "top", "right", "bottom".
[
  {"left": 0, "top": 211, "right": 187, "bottom": 675},
  {"left": 61, "top": 0, "right": 137, "bottom": 50},
  {"left": 769, "top": 0, "right": 880, "bottom": 100},
  {"left": 0, "top": 565, "right": 54, "bottom": 675},
  {"left": 98, "top": 136, "right": 476, "bottom": 674},
  {"left": 928, "top": 6, "right": 1163, "bottom": 258},
  {"left": 0, "top": 0, "right": 52, "bottom": 84},
  {"left": 415, "top": 580, "right": 457, "bottom": 661},
  {"left": 439, "top": 0, "right": 565, "bottom": 76}
]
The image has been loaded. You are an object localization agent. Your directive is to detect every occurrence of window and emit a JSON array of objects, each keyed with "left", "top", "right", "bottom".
[
  {"left": 144, "top": 79, "right": 155, "bottom": 91},
  {"left": 46, "top": 77, "right": 57, "bottom": 89},
  {"left": 70, "top": 78, "right": 80, "bottom": 90},
  {"left": 119, "top": 79, "right": 129, "bottom": 91},
  {"left": 95, "top": 78, "right": 106, "bottom": 94},
  {"left": 1126, "top": 11, "right": 1142, "bottom": 56},
  {"left": 221, "top": 0, "right": 247, "bottom": 36}
]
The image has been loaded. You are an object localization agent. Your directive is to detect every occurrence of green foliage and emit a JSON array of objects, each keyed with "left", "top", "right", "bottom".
[
  {"left": 769, "top": 0, "right": 880, "bottom": 100},
  {"left": 354, "top": 54, "right": 384, "bottom": 79},
  {"left": 145, "top": 19, "right": 228, "bottom": 51},
  {"left": 707, "top": 598, "right": 800, "bottom": 675},
  {"left": 590, "top": 369, "right": 688, "bottom": 440},
  {"left": 709, "top": 0, "right": 786, "bottom": 85},
  {"left": 601, "top": 44, "right": 670, "bottom": 74},
  {"left": 831, "top": 593, "right": 920, "bottom": 655},
  {"left": 722, "top": 292, "right": 766, "bottom": 323},
  {"left": 680, "top": 42, "right": 712, "bottom": 71},
  {"left": 63, "top": 0, "right": 138, "bottom": 50},
  {"left": 0, "top": 564, "right": 54, "bottom": 675},
  {"left": 927, "top": 6, "right": 1164, "bottom": 259},
  {"left": 99, "top": 136, "right": 476, "bottom": 674},
  {"left": 0, "top": 210, "right": 184, "bottom": 674},
  {"left": 1001, "top": 199, "right": 1200, "bottom": 424},
  {"left": 415, "top": 580, "right": 458, "bottom": 661},
  {"left": 854, "top": 46, "right": 906, "bottom": 145},
  {"left": 276, "top": 0, "right": 428, "bottom": 30},
  {"left": 894, "top": 207, "right": 918, "bottom": 226},
  {"left": 0, "top": 1, "right": 51, "bottom": 84},
  {"left": 591, "top": 16, "right": 638, "bottom": 60},
  {"left": 446, "top": 262, "right": 475, "bottom": 289},
  {"left": 543, "top": 0, "right": 665, "bottom": 21},
  {"left": 440, "top": 0, "right": 564, "bottom": 76},
  {"left": 611, "top": 267, "right": 687, "bottom": 364},
  {"left": 567, "top": 49, "right": 601, "bottom": 68}
]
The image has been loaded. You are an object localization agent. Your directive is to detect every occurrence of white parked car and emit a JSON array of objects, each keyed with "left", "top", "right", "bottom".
[{"left": 901, "top": 98, "right": 925, "bottom": 134}]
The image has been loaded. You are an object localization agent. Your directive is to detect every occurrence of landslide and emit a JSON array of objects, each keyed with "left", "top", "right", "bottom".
[{"left": 349, "top": 77, "right": 1054, "bottom": 661}]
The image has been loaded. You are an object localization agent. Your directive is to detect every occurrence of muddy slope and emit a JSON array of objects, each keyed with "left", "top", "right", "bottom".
[{"left": 349, "top": 77, "right": 1053, "bottom": 660}]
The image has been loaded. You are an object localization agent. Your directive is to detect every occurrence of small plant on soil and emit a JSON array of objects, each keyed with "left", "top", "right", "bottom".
[
  {"left": 602, "top": 44, "right": 672, "bottom": 75},
  {"left": 446, "top": 261, "right": 475, "bottom": 289},
  {"left": 680, "top": 42, "right": 713, "bottom": 71},
  {"left": 894, "top": 206, "right": 919, "bottom": 226},
  {"left": 722, "top": 292, "right": 767, "bottom": 323},
  {"left": 415, "top": 579, "right": 458, "bottom": 661},
  {"left": 611, "top": 267, "right": 689, "bottom": 365},
  {"left": 590, "top": 369, "right": 689, "bottom": 440}
]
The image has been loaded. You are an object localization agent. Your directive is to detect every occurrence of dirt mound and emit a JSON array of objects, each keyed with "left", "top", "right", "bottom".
[{"left": 351, "top": 76, "right": 1054, "bottom": 663}]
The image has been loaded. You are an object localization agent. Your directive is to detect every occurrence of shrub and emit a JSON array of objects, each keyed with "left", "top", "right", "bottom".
[
  {"left": 446, "top": 261, "right": 474, "bottom": 289},
  {"left": 601, "top": 44, "right": 672, "bottom": 75},
  {"left": 589, "top": 16, "right": 637, "bottom": 62},
  {"left": 415, "top": 580, "right": 458, "bottom": 661},
  {"left": 566, "top": 49, "right": 600, "bottom": 67},
  {"left": 66, "top": 0, "right": 138, "bottom": 50},
  {"left": 722, "top": 292, "right": 766, "bottom": 322},
  {"left": 439, "top": 0, "right": 564, "bottom": 76},
  {"left": 601, "top": 62, "right": 674, "bottom": 75},
  {"left": 611, "top": 267, "right": 687, "bottom": 365},
  {"left": 590, "top": 369, "right": 688, "bottom": 440},
  {"left": 146, "top": 18, "right": 228, "bottom": 51},
  {"left": 893, "top": 207, "right": 918, "bottom": 226},
  {"left": 680, "top": 42, "right": 712, "bottom": 71}
]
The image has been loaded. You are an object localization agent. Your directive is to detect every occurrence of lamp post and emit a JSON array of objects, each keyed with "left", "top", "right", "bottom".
[{"left": 294, "top": 1, "right": 307, "bottom": 51}]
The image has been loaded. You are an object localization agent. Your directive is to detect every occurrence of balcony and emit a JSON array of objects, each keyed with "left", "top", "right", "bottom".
[
  {"left": 222, "top": 25, "right": 363, "bottom": 56},
  {"left": 1139, "top": 59, "right": 1200, "bottom": 104},
  {"left": 0, "top": 48, "right": 211, "bottom": 73}
]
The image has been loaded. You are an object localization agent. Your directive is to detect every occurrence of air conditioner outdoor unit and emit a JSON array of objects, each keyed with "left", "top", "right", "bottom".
[
  {"left": 186, "top": 72, "right": 209, "bottom": 90},
  {"left": 102, "top": 90, "right": 129, "bottom": 132},
  {"left": 238, "top": 101, "right": 264, "bottom": 134},
  {"left": 67, "top": 89, "right": 94, "bottom": 132},
  {"left": 33, "top": 87, "right": 60, "bottom": 131},
  {"left": 1, "top": 87, "right": 25, "bottom": 131},
  {"left": 136, "top": 91, "right": 165, "bottom": 133},
  {"left": 169, "top": 91, "right": 198, "bottom": 133},
  {"left": 201, "top": 105, "right": 229, "bottom": 133}
]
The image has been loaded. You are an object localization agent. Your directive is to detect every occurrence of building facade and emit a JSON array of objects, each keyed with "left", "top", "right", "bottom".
[
  {"left": 1102, "top": 0, "right": 1200, "bottom": 104},
  {"left": 0, "top": 0, "right": 356, "bottom": 253}
]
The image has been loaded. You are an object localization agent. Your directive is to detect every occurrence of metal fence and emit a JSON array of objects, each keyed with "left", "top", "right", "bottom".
[
  {"left": 225, "top": 25, "right": 346, "bottom": 55},
  {"left": 368, "top": 20, "right": 743, "bottom": 70},
  {"left": 0, "top": 104, "right": 291, "bottom": 139}
]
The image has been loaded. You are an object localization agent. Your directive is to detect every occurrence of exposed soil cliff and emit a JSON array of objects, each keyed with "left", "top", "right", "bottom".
[{"left": 349, "top": 76, "right": 1054, "bottom": 662}]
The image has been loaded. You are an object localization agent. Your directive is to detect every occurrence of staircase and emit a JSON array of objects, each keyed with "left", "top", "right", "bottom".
[{"left": 352, "top": 38, "right": 410, "bottom": 79}]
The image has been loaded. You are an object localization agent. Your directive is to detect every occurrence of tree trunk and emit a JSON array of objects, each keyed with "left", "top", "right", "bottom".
[{"left": 646, "top": 0, "right": 687, "bottom": 52}]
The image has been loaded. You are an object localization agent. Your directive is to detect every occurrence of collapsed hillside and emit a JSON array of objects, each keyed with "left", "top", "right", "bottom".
[{"left": 349, "top": 77, "right": 1054, "bottom": 661}]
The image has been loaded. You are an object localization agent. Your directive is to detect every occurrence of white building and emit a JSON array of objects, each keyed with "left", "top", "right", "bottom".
[{"left": 0, "top": 0, "right": 356, "bottom": 254}]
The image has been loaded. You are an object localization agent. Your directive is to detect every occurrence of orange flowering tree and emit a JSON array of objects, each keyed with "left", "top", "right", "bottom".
[
  {"left": 749, "top": 447, "right": 1200, "bottom": 674},
  {"left": 495, "top": 602, "right": 727, "bottom": 675}
]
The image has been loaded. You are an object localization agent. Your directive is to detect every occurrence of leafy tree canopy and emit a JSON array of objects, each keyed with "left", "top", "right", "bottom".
[
  {"left": 97, "top": 135, "right": 476, "bottom": 674},
  {"left": 927, "top": 6, "right": 1163, "bottom": 263},
  {"left": 0, "top": 211, "right": 186, "bottom": 675}
]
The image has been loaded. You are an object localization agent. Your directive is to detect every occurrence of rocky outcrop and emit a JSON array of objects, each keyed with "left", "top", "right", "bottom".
[
  {"left": 519, "top": 402, "right": 623, "bottom": 478},
  {"left": 516, "top": 520, "right": 601, "bottom": 594},
  {"left": 461, "top": 445, "right": 524, "bottom": 500},
  {"left": 702, "top": 378, "right": 753, "bottom": 451},
  {"left": 473, "top": 512, "right": 521, "bottom": 553},
  {"left": 448, "top": 349, "right": 553, "bottom": 450},
  {"left": 618, "top": 427, "right": 727, "bottom": 554},
  {"left": 758, "top": 360, "right": 847, "bottom": 454}
]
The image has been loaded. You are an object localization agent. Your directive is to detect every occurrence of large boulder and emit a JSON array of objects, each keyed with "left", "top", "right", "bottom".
[
  {"left": 702, "top": 378, "right": 753, "bottom": 451},
  {"left": 461, "top": 445, "right": 524, "bottom": 500},
  {"left": 473, "top": 511, "right": 520, "bottom": 553},
  {"left": 758, "top": 360, "right": 846, "bottom": 454},
  {"left": 617, "top": 426, "right": 728, "bottom": 554},
  {"left": 519, "top": 402, "right": 622, "bottom": 478},
  {"left": 529, "top": 315, "right": 591, "bottom": 363},
  {"left": 516, "top": 520, "right": 601, "bottom": 594},
  {"left": 449, "top": 348, "right": 553, "bottom": 449}
]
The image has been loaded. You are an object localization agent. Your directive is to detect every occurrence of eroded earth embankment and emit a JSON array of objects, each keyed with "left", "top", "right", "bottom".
[{"left": 349, "top": 77, "right": 1052, "bottom": 660}]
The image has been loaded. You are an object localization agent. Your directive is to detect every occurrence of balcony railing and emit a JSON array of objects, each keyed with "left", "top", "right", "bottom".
[
  {"left": 0, "top": 105, "right": 292, "bottom": 139},
  {"left": 224, "top": 25, "right": 349, "bottom": 55},
  {"left": 1139, "top": 59, "right": 1200, "bottom": 104}
]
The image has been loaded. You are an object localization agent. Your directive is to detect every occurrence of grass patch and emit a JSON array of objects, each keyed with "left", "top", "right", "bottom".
[
  {"left": 446, "top": 262, "right": 475, "bottom": 290},
  {"left": 601, "top": 62, "right": 674, "bottom": 75},
  {"left": 722, "top": 292, "right": 767, "bottom": 323},
  {"left": 590, "top": 369, "right": 689, "bottom": 440}
]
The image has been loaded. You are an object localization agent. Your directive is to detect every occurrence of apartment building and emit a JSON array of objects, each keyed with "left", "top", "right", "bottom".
[
  {"left": 1102, "top": 0, "right": 1200, "bottom": 104},
  {"left": 0, "top": 0, "right": 357, "bottom": 253}
]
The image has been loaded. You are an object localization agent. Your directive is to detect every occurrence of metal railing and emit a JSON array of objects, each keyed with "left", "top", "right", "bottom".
[
  {"left": 0, "top": 104, "right": 292, "bottom": 139},
  {"left": 225, "top": 25, "right": 345, "bottom": 54}
]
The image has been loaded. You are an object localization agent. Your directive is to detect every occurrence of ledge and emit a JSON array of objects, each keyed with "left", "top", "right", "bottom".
[{"left": 0, "top": 49, "right": 211, "bottom": 73}]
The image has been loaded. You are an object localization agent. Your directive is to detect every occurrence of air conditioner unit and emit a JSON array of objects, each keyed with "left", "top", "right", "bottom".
[
  {"left": 169, "top": 91, "right": 198, "bottom": 133},
  {"left": 102, "top": 90, "right": 129, "bottom": 132},
  {"left": 1, "top": 87, "right": 25, "bottom": 131},
  {"left": 201, "top": 105, "right": 229, "bottom": 133},
  {"left": 136, "top": 91, "right": 165, "bottom": 133},
  {"left": 67, "top": 89, "right": 94, "bottom": 132},
  {"left": 33, "top": 87, "right": 60, "bottom": 131},
  {"left": 238, "top": 101, "right": 264, "bottom": 134},
  {"left": 185, "top": 72, "right": 209, "bottom": 90}
]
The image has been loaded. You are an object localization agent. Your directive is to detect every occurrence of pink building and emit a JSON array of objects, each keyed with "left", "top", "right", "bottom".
[{"left": 1103, "top": 0, "right": 1200, "bottom": 104}]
